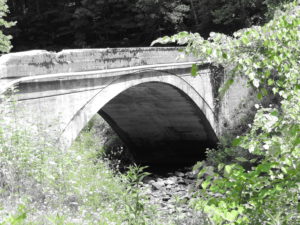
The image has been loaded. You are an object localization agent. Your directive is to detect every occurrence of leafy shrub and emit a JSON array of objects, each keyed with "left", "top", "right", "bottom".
[
  {"left": 153, "top": 1, "right": 300, "bottom": 224},
  {"left": 0, "top": 0, "right": 14, "bottom": 53}
]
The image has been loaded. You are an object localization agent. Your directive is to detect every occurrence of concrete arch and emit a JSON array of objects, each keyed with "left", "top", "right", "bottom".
[
  {"left": 60, "top": 71, "right": 218, "bottom": 163},
  {"left": 0, "top": 48, "right": 252, "bottom": 164}
]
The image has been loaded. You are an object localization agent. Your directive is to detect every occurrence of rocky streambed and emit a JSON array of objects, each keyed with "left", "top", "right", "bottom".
[{"left": 140, "top": 167, "right": 210, "bottom": 225}]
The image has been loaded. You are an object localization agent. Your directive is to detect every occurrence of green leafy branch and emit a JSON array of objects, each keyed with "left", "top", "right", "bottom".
[{"left": 153, "top": 1, "right": 300, "bottom": 224}]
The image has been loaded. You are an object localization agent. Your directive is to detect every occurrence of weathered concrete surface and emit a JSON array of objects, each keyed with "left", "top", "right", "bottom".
[
  {"left": 0, "top": 47, "right": 194, "bottom": 78},
  {"left": 0, "top": 47, "right": 251, "bottom": 164}
]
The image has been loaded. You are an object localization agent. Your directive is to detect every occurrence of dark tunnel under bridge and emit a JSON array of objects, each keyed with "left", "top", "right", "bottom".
[{"left": 99, "top": 82, "right": 218, "bottom": 165}]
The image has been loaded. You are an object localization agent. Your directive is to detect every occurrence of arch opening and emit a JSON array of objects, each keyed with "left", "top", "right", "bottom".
[{"left": 98, "top": 81, "right": 218, "bottom": 167}]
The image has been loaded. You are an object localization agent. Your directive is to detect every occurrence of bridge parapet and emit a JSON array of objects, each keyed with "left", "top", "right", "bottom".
[{"left": 0, "top": 47, "right": 195, "bottom": 79}]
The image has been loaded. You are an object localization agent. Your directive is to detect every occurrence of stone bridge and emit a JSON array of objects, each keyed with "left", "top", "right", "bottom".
[{"left": 0, "top": 47, "right": 251, "bottom": 164}]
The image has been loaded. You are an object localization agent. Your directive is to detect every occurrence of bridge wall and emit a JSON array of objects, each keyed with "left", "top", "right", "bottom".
[{"left": 0, "top": 47, "right": 195, "bottom": 78}]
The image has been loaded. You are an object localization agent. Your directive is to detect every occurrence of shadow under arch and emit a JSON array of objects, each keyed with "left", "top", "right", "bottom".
[
  {"left": 99, "top": 81, "right": 218, "bottom": 165},
  {"left": 60, "top": 71, "right": 218, "bottom": 164}
]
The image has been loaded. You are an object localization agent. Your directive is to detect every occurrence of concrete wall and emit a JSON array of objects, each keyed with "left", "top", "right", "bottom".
[{"left": 0, "top": 47, "right": 195, "bottom": 78}]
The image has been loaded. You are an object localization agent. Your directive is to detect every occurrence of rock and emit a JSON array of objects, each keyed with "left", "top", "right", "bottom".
[
  {"left": 157, "top": 177, "right": 164, "bottom": 182},
  {"left": 142, "top": 176, "right": 153, "bottom": 183},
  {"left": 140, "top": 166, "right": 200, "bottom": 223},
  {"left": 165, "top": 177, "right": 177, "bottom": 185},
  {"left": 151, "top": 180, "right": 165, "bottom": 190},
  {"left": 162, "top": 196, "right": 171, "bottom": 201},
  {"left": 177, "top": 178, "right": 186, "bottom": 185},
  {"left": 143, "top": 188, "right": 152, "bottom": 195},
  {"left": 184, "top": 178, "right": 194, "bottom": 185},
  {"left": 187, "top": 171, "right": 196, "bottom": 179},
  {"left": 175, "top": 172, "right": 185, "bottom": 177},
  {"left": 166, "top": 184, "right": 173, "bottom": 190}
]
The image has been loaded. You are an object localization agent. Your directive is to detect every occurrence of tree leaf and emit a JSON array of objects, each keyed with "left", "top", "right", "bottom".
[{"left": 191, "top": 64, "right": 198, "bottom": 77}]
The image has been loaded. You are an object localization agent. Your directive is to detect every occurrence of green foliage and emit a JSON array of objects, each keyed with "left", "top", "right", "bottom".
[
  {"left": 211, "top": 0, "right": 290, "bottom": 29},
  {"left": 153, "top": 1, "right": 300, "bottom": 224},
  {"left": 184, "top": 0, "right": 290, "bottom": 37},
  {"left": 0, "top": 0, "right": 14, "bottom": 53},
  {"left": 264, "top": 0, "right": 294, "bottom": 19},
  {"left": 0, "top": 204, "right": 27, "bottom": 225},
  {"left": 123, "top": 165, "right": 152, "bottom": 225}
]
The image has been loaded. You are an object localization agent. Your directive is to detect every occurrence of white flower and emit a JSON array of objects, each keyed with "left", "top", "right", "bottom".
[
  {"left": 249, "top": 145, "right": 255, "bottom": 153},
  {"left": 263, "top": 144, "right": 269, "bottom": 150},
  {"left": 253, "top": 79, "right": 260, "bottom": 88}
]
